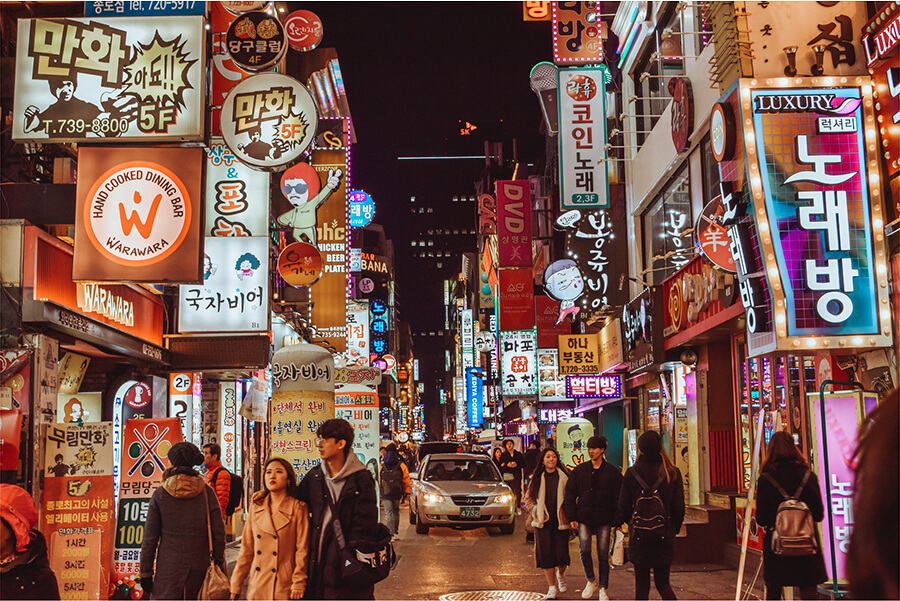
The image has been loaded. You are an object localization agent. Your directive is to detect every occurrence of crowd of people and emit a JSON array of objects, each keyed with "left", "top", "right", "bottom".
[{"left": 1, "top": 391, "right": 897, "bottom": 600}]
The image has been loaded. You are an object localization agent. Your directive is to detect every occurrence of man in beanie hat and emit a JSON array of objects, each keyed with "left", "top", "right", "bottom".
[
  {"left": 141, "top": 442, "right": 226, "bottom": 599},
  {"left": 1, "top": 484, "right": 60, "bottom": 599},
  {"left": 618, "top": 431, "right": 684, "bottom": 600}
]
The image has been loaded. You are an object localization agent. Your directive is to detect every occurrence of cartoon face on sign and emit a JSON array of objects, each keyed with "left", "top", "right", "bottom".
[
  {"left": 276, "top": 162, "right": 343, "bottom": 246},
  {"left": 544, "top": 259, "right": 584, "bottom": 325},
  {"left": 234, "top": 252, "right": 261, "bottom": 280}
]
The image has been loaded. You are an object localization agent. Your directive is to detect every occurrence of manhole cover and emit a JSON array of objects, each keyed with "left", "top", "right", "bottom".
[{"left": 439, "top": 592, "right": 546, "bottom": 601}]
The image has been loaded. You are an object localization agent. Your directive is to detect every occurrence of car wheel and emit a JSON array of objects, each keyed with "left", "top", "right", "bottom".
[
  {"left": 498, "top": 522, "right": 515, "bottom": 535},
  {"left": 415, "top": 520, "right": 429, "bottom": 535},
  {"left": 409, "top": 503, "right": 417, "bottom": 525}
]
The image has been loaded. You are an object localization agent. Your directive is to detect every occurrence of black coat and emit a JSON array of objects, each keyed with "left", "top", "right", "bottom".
[
  {"left": 618, "top": 456, "right": 685, "bottom": 566},
  {"left": 523, "top": 448, "right": 541, "bottom": 478},
  {"left": 0, "top": 529, "right": 60, "bottom": 600},
  {"left": 756, "top": 462, "right": 827, "bottom": 587},
  {"left": 296, "top": 464, "right": 379, "bottom": 600},
  {"left": 562, "top": 459, "right": 624, "bottom": 526},
  {"left": 499, "top": 450, "right": 526, "bottom": 481}
]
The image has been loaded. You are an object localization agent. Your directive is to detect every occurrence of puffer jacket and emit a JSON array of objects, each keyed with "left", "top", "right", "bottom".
[
  {"left": 562, "top": 459, "right": 624, "bottom": 526},
  {"left": 0, "top": 529, "right": 60, "bottom": 600},
  {"left": 204, "top": 459, "right": 231, "bottom": 518}
]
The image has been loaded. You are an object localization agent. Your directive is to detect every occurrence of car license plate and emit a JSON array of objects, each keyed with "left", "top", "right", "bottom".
[{"left": 460, "top": 507, "right": 480, "bottom": 518}]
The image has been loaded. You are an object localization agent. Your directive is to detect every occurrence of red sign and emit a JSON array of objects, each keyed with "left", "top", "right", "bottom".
[
  {"left": 496, "top": 180, "right": 533, "bottom": 267},
  {"left": 278, "top": 242, "right": 324, "bottom": 287},
  {"left": 535, "top": 295, "right": 571, "bottom": 347},
  {"left": 0, "top": 410, "right": 23, "bottom": 470},
  {"left": 670, "top": 77, "right": 693, "bottom": 153},
  {"left": 696, "top": 196, "right": 736, "bottom": 272},
  {"left": 661, "top": 254, "right": 738, "bottom": 342},
  {"left": 862, "top": 4, "right": 900, "bottom": 177},
  {"left": 552, "top": 1, "right": 603, "bottom": 64},
  {"left": 285, "top": 10, "right": 324, "bottom": 52},
  {"left": 498, "top": 268, "right": 535, "bottom": 331}
]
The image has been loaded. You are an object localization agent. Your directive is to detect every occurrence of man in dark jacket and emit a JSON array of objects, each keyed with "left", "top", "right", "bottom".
[
  {"left": 499, "top": 439, "right": 526, "bottom": 514},
  {"left": 563, "top": 436, "right": 623, "bottom": 600},
  {"left": 297, "top": 418, "right": 379, "bottom": 600},
  {"left": 523, "top": 440, "right": 541, "bottom": 480}
]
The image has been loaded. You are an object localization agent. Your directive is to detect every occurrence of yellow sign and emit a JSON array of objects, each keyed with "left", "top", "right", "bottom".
[
  {"left": 558, "top": 334, "right": 599, "bottom": 374},
  {"left": 523, "top": 1, "right": 551, "bottom": 21}
]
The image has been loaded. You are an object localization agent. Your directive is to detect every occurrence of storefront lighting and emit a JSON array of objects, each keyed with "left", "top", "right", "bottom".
[
  {"left": 805, "top": 338, "right": 817, "bottom": 348},
  {"left": 767, "top": 266, "right": 779, "bottom": 280},
  {"left": 876, "top": 262, "right": 887, "bottom": 275},
  {"left": 852, "top": 336, "right": 863, "bottom": 346},
  {"left": 775, "top": 312, "right": 786, "bottom": 325}
]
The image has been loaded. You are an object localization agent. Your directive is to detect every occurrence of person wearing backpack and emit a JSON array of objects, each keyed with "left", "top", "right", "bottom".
[
  {"left": 203, "top": 443, "right": 233, "bottom": 518},
  {"left": 618, "top": 431, "right": 684, "bottom": 600},
  {"left": 756, "top": 431, "right": 826, "bottom": 600},
  {"left": 380, "top": 444, "right": 408, "bottom": 539}
]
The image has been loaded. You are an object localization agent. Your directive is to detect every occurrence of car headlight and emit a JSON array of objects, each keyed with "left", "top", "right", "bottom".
[
  {"left": 493, "top": 493, "right": 514, "bottom": 504},
  {"left": 423, "top": 493, "right": 445, "bottom": 503}
]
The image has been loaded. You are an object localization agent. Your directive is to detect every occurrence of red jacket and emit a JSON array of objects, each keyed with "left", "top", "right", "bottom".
[{"left": 205, "top": 460, "right": 231, "bottom": 517}]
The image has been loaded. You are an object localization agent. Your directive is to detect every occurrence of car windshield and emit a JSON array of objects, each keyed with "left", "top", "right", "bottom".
[{"left": 424, "top": 459, "right": 499, "bottom": 482}]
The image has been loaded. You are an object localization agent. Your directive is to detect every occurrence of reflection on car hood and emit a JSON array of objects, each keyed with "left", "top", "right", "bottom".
[{"left": 420, "top": 480, "right": 511, "bottom": 496}]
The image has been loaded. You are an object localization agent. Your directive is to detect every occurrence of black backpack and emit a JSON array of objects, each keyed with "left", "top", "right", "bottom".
[
  {"left": 380, "top": 466, "right": 403, "bottom": 497},
  {"left": 763, "top": 470, "right": 818, "bottom": 556},
  {"left": 629, "top": 467, "right": 669, "bottom": 544},
  {"left": 213, "top": 467, "right": 243, "bottom": 516}
]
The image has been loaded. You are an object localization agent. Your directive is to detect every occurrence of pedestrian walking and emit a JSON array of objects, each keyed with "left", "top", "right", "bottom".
[
  {"left": 499, "top": 439, "right": 526, "bottom": 514},
  {"left": 0, "top": 484, "right": 60, "bottom": 600},
  {"left": 491, "top": 446, "right": 504, "bottom": 471},
  {"left": 230, "top": 457, "right": 308, "bottom": 600},
  {"left": 203, "top": 443, "right": 233, "bottom": 519},
  {"left": 296, "top": 419, "right": 380, "bottom": 599},
  {"left": 618, "top": 431, "right": 684, "bottom": 601},
  {"left": 380, "top": 444, "right": 407, "bottom": 539},
  {"left": 756, "top": 431, "right": 827, "bottom": 600},
  {"left": 562, "top": 436, "right": 623, "bottom": 601},
  {"left": 523, "top": 440, "right": 541, "bottom": 481},
  {"left": 847, "top": 388, "right": 898, "bottom": 600},
  {"left": 140, "top": 442, "right": 226, "bottom": 600},
  {"left": 525, "top": 447, "right": 572, "bottom": 600}
]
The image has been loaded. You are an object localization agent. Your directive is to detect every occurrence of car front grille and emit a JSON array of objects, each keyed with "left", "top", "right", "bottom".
[{"left": 450, "top": 495, "right": 488, "bottom": 506}]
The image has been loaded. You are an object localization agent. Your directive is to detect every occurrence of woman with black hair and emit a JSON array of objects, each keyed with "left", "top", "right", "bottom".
[
  {"left": 756, "top": 431, "right": 826, "bottom": 600},
  {"left": 525, "top": 447, "right": 571, "bottom": 600},
  {"left": 618, "top": 431, "right": 684, "bottom": 600},
  {"left": 231, "top": 457, "right": 309, "bottom": 600}
]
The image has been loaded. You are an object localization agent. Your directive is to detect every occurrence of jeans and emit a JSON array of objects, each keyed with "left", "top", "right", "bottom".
[
  {"left": 633, "top": 563, "right": 676, "bottom": 600},
  {"left": 578, "top": 524, "right": 611, "bottom": 587},
  {"left": 383, "top": 497, "right": 400, "bottom": 535}
]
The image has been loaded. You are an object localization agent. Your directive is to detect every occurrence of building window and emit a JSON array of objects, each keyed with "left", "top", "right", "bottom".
[
  {"left": 427, "top": 207, "right": 433, "bottom": 213},
  {"left": 700, "top": 134, "right": 721, "bottom": 204},
  {"left": 642, "top": 165, "right": 692, "bottom": 284},
  {"left": 428, "top": 240, "right": 434, "bottom": 246}
]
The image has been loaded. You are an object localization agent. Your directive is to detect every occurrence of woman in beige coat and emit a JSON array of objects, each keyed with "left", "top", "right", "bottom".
[{"left": 230, "top": 458, "right": 309, "bottom": 600}]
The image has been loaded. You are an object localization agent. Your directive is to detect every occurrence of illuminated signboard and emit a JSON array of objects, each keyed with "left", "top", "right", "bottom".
[
  {"left": 538, "top": 407, "right": 574, "bottom": 423},
  {"left": 500, "top": 330, "right": 537, "bottom": 397},
  {"left": 741, "top": 81, "right": 892, "bottom": 352},
  {"left": 558, "top": 334, "right": 599, "bottom": 374},
  {"left": 566, "top": 374, "right": 622, "bottom": 398},
  {"left": 346, "top": 300, "right": 370, "bottom": 367},
  {"left": 348, "top": 190, "right": 375, "bottom": 228},
  {"left": 537, "top": 349, "right": 566, "bottom": 401},
  {"left": 558, "top": 64, "right": 610, "bottom": 209},
  {"left": 13, "top": 17, "right": 205, "bottom": 142},
  {"left": 621, "top": 286, "right": 665, "bottom": 372},
  {"left": 465, "top": 368, "right": 484, "bottom": 429},
  {"left": 862, "top": 4, "right": 900, "bottom": 178},
  {"left": 205, "top": 141, "right": 270, "bottom": 237},
  {"left": 552, "top": 1, "right": 603, "bottom": 64},
  {"left": 497, "top": 180, "right": 533, "bottom": 268},
  {"left": 178, "top": 237, "right": 269, "bottom": 333},
  {"left": 225, "top": 10, "right": 286, "bottom": 72}
]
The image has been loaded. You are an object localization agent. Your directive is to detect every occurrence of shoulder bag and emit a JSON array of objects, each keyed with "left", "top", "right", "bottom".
[
  {"left": 200, "top": 488, "right": 231, "bottom": 600},
  {"left": 325, "top": 485, "right": 395, "bottom": 587}
]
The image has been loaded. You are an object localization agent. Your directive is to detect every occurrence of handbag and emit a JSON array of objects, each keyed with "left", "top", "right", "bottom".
[
  {"left": 200, "top": 490, "right": 231, "bottom": 601},
  {"left": 610, "top": 528, "right": 625, "bottom": 566},
  {"left": 325, "top": 487, "right": 395, "bottom": 587}
]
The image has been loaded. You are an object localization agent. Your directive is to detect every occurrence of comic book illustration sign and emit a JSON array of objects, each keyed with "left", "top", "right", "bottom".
[
  {"left": 496, "top": 180, "right": 533, "bottom": 267},
  {"left": 13, "top": 17, "right": 204, "bottom": 142},
  {"left": 74, "top": 147, "right": 202, "bottom": 283},
  {"left": 270, "top": 343, "right": 335, "bottom": 480},
  {"left": 277, "top": 161, "right": 344, "bottom": 247},
  {"left": 558, "top": 334, "right": 598, "bottom": 374},
  {"left": 500, "top": 330, "right": 537, "bottom": 397},
  {"left": 348, "top": 190, "right": 375, "bottom": 228},
  {"left": 178, "top": 236, "right": 268, "bottom": 333},
  {"left": 43, "top": 422, "right": 115, "bottom": 600},
  {"left": 225, "top": 10, "right": 286, "bottom": 72},
  {"left": 537, "top": 349, "right": 566, "bottom": 401},
  {"left": 558, "top": 65, "right": 610, "bottom": 209},
  {"left": 557, "top": 417, "right": 594, "bottom": 470},
  {"left": 85, "top": 1, "right": 207, "bottom": 16},
  {"left": 58, "top": 393, "right": 101, "bottom": 426},
  {"left": 544, "top": 259, "right": 585, "bottom": 326},
  {"left": 566, "top": 374, "right": 622, "bottom": 398},
  {"left": 285, "top": 10, "right": 324, "bottom": 52},
  {"left": 205, "top": 141, "right": 270, "bottom": 237},
  {"left": 749, "top": 85, "right": 890, "bottom": 344},
  {"left": 551, "top": 1, "right": 603, "bottom": 64},
  {"left": 278, "top": 242, "right": 324, "bottom": 287},
  {"left": 696, "top": 196, "right": 736, "bottom": 272},
  {"left": 346, "top": 301, "right": 370, "bottom": 368},
  {"left": 220, "top": 73, "right": 318, "bottom": 170},
  {"left": 498, "top": 268, "right": 535, "bottom": 332},
  {"left": 862, "top": 3, "right": 900, "bottom": 177}
]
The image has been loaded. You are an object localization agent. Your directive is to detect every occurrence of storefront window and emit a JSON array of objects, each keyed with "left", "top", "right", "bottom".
[{"left": 643, "top": 166, "right": 693, "bottom": 284}]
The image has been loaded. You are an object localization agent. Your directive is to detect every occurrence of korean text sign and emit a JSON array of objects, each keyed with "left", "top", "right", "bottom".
[
  {"left": 751, "top": 87, "right": 879, "bottom": 337},
  {"left": 558, "top": 66, "right": 610, "bottom": 209},
  {"left": 496, "top": 180, "right": 533, "bottom": 267},
  {"left": 178, "top": 237, "right": 269, "bottom": 333},
  {"left": 558, "top": 334, "right": 598, "bottom": 374},
  {"left": 205, "top": 141, "right": 270, "bottom": 237},
  {"left": 14, "top": 17, "right": 205, "bottom": 142},
  {"left": 500, "top": 330, "right": 537, "bottom": 397},
  {"left": 551, "top": 2, "right": 603, "bottom": 64}
]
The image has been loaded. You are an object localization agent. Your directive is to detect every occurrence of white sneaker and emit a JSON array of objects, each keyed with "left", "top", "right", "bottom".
[
  {"left": 517, "top": 508, "right": 523, "bottom": 515},
  {"left": 598, "top": 588, "right": 609, "bottom": 601},
  {"left": 556, "top": 569, "right": 568, "bottom": 592},
  {"left": 546, "top": 585, "right": 559, "bottom": 599},
  {"left": 582, "top": 580, "right": 599, "bottom": 599}
]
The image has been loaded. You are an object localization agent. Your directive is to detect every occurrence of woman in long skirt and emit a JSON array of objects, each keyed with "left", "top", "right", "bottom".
[{"left": 525, "top": 447, "right": 571, "bottom": 599}]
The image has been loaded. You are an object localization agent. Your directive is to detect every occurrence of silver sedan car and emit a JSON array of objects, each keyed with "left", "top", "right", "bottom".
[{"left": 409, "top": 453, "right": 516, "bottom": 534}]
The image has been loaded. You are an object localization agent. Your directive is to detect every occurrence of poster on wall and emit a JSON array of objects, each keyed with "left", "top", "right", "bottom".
[
  {"left": 270, "top": 343, "right": 335, "bottom": 480},
  {"left": 73, "top": 147, "right": 203, "bottom": 283},
  {"left": 57, "top": 393, "right": 102, "bottom": 425},
  {"left": 43, "top": 422, "right": 115, "bottom": 601},
  {"left": 205, "top": 141, "right": 270, "bottom": 237},
  {"left": 13, "top": 17, "right": 205, "bottom": 142},
  {"left": 178, "top": 236, "right": 269, "bottom": 332}
]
